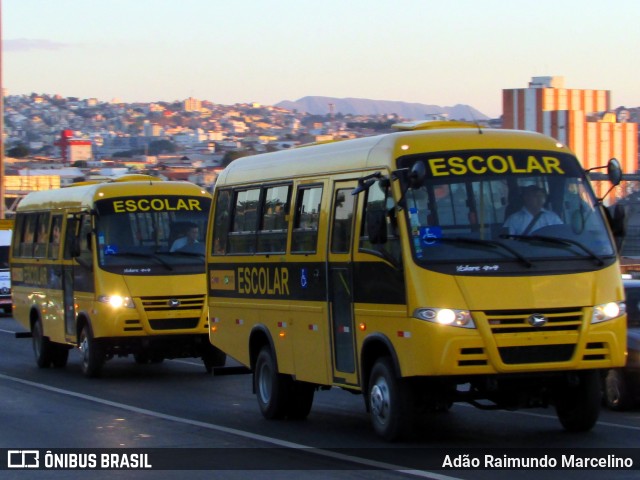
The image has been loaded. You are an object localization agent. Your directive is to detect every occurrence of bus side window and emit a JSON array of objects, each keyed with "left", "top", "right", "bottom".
[
  {"left": 212, "top": 190, "right": 231, "bottom": 255},
  {"left": 48, "top": 215, "right": 63, "bottom": 260},
  {"left": 11, "top": 215, "right": 24, "bottom": 258},
  {"left": 257, "top": 185, "right": 290, "bottom": 254},
  {"left": 34, "top": 213, "right": 50, "bottom": 258},
  {"left": 291, "top": 186, "right": 322, "bottom": 254},
  {"left": 228, "top": 188, "right": 260, "bottom": 254},
  {"left": 76, "top": 215, "right": 93, "bottom": 267},
  {"left": 20, "top": 214, "right": 37, "bottom": 257},
  {"left": 64, "top": 217, "right": 79, "bottom": 260},
  {"left": 360, "top": 182, "right": 401, "bottom": 264},
  {"left": 331, "top": 189, "right": 355, "bottom": 254}
]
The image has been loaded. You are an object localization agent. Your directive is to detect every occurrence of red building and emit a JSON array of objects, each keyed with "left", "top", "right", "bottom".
[{"left": 54, "top": 130, "right": 93, "bottom": 164}]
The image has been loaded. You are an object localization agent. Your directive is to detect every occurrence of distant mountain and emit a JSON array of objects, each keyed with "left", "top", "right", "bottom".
[{"left": 275, "top": 96, "right": 490, "bottom": 121}]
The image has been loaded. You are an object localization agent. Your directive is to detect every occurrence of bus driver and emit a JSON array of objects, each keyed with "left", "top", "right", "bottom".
[{"left": 503, "top": 185, "right": 562, "bottom": 235}]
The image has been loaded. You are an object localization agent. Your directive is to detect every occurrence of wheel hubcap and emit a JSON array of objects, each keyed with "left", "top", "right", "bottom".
[
  {"left": 258, "top": 363, "right": 272, "bottom": 404},
  {"left": 371, "top": 381, "right": 390, "bottom": 423}
]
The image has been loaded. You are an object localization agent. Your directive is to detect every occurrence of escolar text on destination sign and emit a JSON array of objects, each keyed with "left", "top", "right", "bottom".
[
  {"left": 427, "top": 154, "right": 565, "bottom": 177},
  {"left": 112, "top": 198, "right": 203, "bottom": 213}
]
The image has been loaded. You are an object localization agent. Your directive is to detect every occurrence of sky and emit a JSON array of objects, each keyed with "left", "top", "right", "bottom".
[{"left": 3, "top": 0, "right": 639, "bottom": 118}]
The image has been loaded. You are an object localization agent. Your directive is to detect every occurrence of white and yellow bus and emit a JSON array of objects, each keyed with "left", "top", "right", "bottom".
[
  {"left": 11, "top": 175, "right": 225, "bottom": 377},
  {"left": 206, "top": 121, "right": 626, "bottom": 440}
]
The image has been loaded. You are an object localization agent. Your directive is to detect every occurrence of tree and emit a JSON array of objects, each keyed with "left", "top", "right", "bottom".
[
  {"left": 222, "top": 150, "right": 251, "bottom": 167},
  {"left": 148, "top": 140, "right": 176, "bottom": 155}
]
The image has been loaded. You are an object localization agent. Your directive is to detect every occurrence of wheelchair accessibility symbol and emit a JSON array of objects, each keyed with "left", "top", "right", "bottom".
[{"left": 420, "top": 226, "right": 442, "bottom": 246}]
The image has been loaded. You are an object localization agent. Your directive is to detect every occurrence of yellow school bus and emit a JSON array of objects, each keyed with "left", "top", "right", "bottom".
[
  {"left": 11, "top": 175, "right": 225, "bottom": 377},
  {"left": 206, "top": 121, "right": 626, "bottom": 440},
  {"left": 0, "top": 219, "right": 14, "bottom": 314}
]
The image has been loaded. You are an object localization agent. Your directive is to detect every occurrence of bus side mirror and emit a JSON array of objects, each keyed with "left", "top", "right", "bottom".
[
  {"left": 409, "top": 161, "right": 426, "bottom": 189},
  {"left": 608, "top": 158, "right": 622, "bottom": 186},
  {"left": 367, "top": 210, "right": 387, "bottom": 245},
  {"left": 86, "top": 232, "right": 93, "bottom": 252}
]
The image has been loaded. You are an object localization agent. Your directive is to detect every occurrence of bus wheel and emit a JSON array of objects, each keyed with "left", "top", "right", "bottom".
[
  {"left": 368, "top": 357, "right": 414, "bottom": 441},
  {"left": 79, "top": 324, "right": 105, "bottom": 378},
  {"left": 285, "top": 381, "right": 315, "bottom": 420},
  {"left": 254, "top": 346, "right": 289, "bottom": 419},
  {"left": 203, "top": 344, "right": 227, "bottom": 373},
  {"left": 32, "top": 319, "right": 53, "bottom": 368},
  {"left": 604, "top": 369, "right": 633, "bottom": 411},
  {"left": 555, "top": 370, "right": 601, "bottom": 432}
]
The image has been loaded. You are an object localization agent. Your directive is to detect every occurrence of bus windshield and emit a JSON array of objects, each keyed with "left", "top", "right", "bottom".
[
  {"left": 95, "top": 195, "right": 211, "bottom": 275},
  {"left": 397, "top": 149, "right": 616, "bottom": 274}
]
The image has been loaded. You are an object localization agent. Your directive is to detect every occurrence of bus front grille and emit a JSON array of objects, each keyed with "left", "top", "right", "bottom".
[
  {"left": 140, "top": 294, "right": 206, "bottom": 312},
  {"left": 139, "top": 295, "right": 206, "bottom": 331},
  {"left": 484, "top": 307, "right": 583, "bottom": 334}
]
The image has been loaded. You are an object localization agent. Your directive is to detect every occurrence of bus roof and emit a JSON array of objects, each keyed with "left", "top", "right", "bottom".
[
  {"left": 216, "top": 127, "right": 572, "bottom": 187},
  {"left": 16, "top": 179, "right": 209, "bottom": 213}
]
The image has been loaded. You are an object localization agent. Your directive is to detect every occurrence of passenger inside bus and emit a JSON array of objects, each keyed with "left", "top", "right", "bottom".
[{"left": 502, "top": 185, "right": 563, "bottom": 235}]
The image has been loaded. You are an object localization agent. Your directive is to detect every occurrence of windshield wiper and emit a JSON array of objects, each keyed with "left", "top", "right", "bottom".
[
  {"left": 437, "top": 237, "right": 532, "bottom": 268},
  {"left": 500, "top": 234, "right": 604, "bottom": 266},
  {"left": 108, "top": 251, "right": 174, "bottom": 270},
  {"left": 155, "top": 250, "right": 204, "bottom": 258}
]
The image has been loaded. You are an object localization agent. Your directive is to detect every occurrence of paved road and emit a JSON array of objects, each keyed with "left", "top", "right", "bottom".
[{"left": 1, "top": 315, "right": 639, "bottom": 480}]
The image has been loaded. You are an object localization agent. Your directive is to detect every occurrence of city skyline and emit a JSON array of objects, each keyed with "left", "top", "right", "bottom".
[{"left": 4, "top": 0, "right": 640, "bottom": 119}]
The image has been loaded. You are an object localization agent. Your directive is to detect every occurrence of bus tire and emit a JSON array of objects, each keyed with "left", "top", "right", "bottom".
[
  {"left": 555, "top": 370, "right": 601, "bottom": 432},
  {"left": 285, "top": 381, "right": 315, "bottom": 420},
  {"left": 32, "top": 318, "right": 53, "bottom": 368},
  {"left": 604, "top": 369, "right": 633, "bottom": 411},
  {"left": 79, "top": 324, "right": 105, "bottom": 378},
  {"left": 254, "top": 346, "right": 289, "bottom": 419},
  {"left": 203, "top": 344, "right": 227, "bottom": 373},
  {"left": 368, "top": 357, "right": 415, "bottom": 441}
]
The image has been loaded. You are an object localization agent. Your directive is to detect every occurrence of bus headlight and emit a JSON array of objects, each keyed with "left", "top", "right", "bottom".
[
  {"left": 591, "top": 301, "right": 625, "bottom": 324},
  {"left": 413, "top": 308, "right": 475, "bottom": 329},
  {"left": 98, "top": 295, "right": 135, "bottom": 309}
]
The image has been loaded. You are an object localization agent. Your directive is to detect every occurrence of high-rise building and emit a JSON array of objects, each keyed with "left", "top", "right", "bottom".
[
  {"left": 503, "top": 77, "right": 637, "bottom": 174},
  {"left": 184, "top": 97, "right": 202, "bottom": 112}
]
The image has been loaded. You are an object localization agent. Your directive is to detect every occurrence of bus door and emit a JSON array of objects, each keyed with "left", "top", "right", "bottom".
[
  {"left": 63, "top": 215, "right": 78, "bottom": 339},
  {"left": 327, "top": 181, "right": 358, "bottom": 385}
]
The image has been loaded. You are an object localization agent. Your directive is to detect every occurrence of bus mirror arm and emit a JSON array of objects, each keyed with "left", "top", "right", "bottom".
[{"left": 352, "top": 172, "right": 383, "bottom": 196}]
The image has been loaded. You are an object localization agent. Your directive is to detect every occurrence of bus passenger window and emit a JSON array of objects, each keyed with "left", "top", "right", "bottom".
[
  {"left": 291, "top": 186, "right": 322, "bottom": 254},
  {"left": 34, "top": 213, "right": 50, "bottom": 258},
  {"left": 212, "top": 190, "right": 231, "bottom": 255},
  {"left": 228, "top": 188, "right": 260, "bottom": 254},
  {"left": 20, "top": 215, "right": 37, "bottom": 257},
  {"left": 360, "top": 182, "right": 401, "bottom": 264},
  {"left": 331, "top": 189, "right": 355, "bottom": 254},
  {"left": 257, "top": 185, "right": 290, "bottom": 254},
  {"left": 48, "top": 216, "right": 63, "bottom": 259}
]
